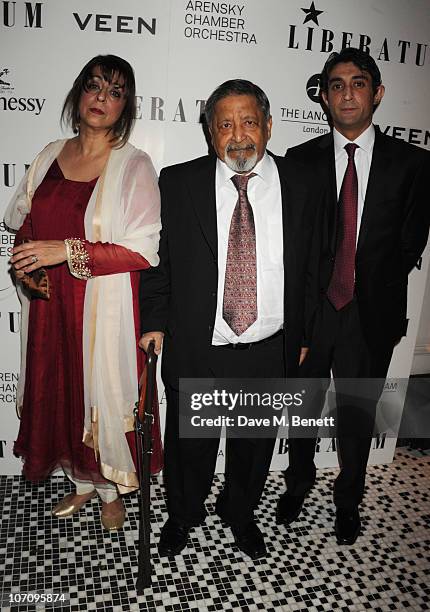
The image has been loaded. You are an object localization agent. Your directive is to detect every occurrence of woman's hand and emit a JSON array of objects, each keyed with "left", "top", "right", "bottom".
[{"left": 11, "top": 240, "right": 67, "bottom": 273}]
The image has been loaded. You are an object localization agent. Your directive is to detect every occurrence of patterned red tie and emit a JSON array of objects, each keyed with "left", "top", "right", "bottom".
[
  {"left": 223, "top": 173, "right": 257, "bottom": 335},
  {"left": 327, "top": 143, "right": 358, "bottom": 310}
]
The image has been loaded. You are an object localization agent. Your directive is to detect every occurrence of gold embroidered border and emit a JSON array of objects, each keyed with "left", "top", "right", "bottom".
[
  {"left": 82, "top": 411, "right": 139, "bottom": 493},
  {"left": 64, "top": 238, "right": 92, "bottom": 279}
]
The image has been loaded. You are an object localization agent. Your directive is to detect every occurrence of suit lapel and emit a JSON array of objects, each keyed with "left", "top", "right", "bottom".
[
  {"left": 317, "top": 134, "right": 337, "bottom": 254},
  {"left": 187, "top": 156, "right": 218, "bottom": 259},
  {"left": 356, "top": 129, "right": 392, "bottom": 253},
  {"left": 272, "top": 154, "right": 289, "bottom": 217},
  {"left": 272, "top": 155, "right": 293, "bottom": 279}
]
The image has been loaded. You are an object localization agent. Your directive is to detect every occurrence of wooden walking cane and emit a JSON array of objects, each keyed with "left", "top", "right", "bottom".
[{"left": 134, "top": 340, "right": 157, "bottom": 592}]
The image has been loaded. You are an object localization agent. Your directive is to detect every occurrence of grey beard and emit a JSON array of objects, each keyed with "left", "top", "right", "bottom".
[{"left": 224, "top": 148, "right": 258, "bottom": 173}]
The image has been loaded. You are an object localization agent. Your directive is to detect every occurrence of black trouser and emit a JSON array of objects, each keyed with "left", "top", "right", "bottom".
[
  {"left": 285, "top": 298, "right": 394, "bottom": 509},
  {"left": 163, "top": 333, "right": 285, "bottom": 528}
]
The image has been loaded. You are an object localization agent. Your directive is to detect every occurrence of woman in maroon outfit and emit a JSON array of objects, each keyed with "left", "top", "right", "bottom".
[{"left": 5, "top": 55, "right": 162, "bottom": 530}]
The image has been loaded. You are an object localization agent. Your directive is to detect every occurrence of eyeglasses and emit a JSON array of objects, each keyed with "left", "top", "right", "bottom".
[{"left": 84, "top": 77, "right": 126, "bottom": 101}]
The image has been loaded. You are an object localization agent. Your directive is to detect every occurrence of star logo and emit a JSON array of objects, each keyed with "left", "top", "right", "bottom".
[{"left": 301, "top": 2, "right": 324, "bottom": 26}]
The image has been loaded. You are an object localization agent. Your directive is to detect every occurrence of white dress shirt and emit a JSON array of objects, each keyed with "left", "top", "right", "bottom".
[
  {"left": 212, "top": 152, "right": 284, "bottom": 345},
  {"left": 333, "top": 123, "right": 375, "bottom": 243}
]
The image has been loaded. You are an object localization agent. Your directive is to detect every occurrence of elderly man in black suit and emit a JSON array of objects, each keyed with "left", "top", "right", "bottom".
[
  {"left": 277, "top": 47, "right": 430, "bottom": 545},
  {"left": 139, "top": 79, "right": 322, "bottom": 559}
]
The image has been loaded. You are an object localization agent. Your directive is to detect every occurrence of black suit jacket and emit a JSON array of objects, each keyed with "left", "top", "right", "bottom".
[
  {"left": 286, "top": 127, "right": 430, "bottom": 348},
  {"left": 140, "top": 153, "right": 323, "bottom": 387}
]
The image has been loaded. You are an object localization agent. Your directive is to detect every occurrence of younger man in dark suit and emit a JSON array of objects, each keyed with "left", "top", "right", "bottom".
[{"left": 277, "top": 47, "right": 430, "bottom": 544}]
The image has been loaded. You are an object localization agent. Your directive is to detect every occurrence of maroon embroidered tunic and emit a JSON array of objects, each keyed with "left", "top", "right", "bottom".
[{"left": 14, "top": 160, "right": 163, "bottom": 483}]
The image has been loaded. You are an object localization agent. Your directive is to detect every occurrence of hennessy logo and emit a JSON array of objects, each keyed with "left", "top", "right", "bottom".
[
  {"left": 0, "top": 68, "right": 10, "bottom": 86},
  {"left": 0, "top": 63, "right": 45, "bottom": 114},
  {"left": 0, "top": 67, "right": 13, "bottom": 93}
]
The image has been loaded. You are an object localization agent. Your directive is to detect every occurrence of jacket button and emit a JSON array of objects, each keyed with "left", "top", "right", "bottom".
[{"left": 211, "top": 292, "right": 216, "bottom": 297}]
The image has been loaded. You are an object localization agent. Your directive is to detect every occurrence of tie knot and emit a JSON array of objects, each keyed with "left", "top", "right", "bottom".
[
  {"left": 344, "top": 143, "right": 358, "bottom": 159},
  {"left": 231, "top": 172, "right": 256, "bottom": 192}
]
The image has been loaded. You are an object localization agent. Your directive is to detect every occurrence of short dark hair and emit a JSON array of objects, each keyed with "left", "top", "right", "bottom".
[
  {"left": 320, "top": 47, "right": 382, "bottom": 93},
  {"left": 205, "top": 79, "right": 271, "bottom": 126},
  {"left": 61, "top": 54, "right": 136, "bottom": 148}
]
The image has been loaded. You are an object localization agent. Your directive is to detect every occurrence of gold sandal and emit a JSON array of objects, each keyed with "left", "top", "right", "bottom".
[
  {"left": 101, "top": 499, "right": 125, "bottom": 531},
  {"left": 51, "top": 491, "right": 97, "bottom": 518}
]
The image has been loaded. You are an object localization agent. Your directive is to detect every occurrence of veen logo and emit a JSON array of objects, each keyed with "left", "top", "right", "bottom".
[
  {"left": 287, "top": 1, "right": 428, "bottom": 67},
  {"left": 1, "top": 1, "right": 43, "bottom": 28},
  {"left": 376, "top": 124, "right": 430, "bottom": 148},
  {"left": 72, "top": 13, "right": 156, "bottom": 35}
]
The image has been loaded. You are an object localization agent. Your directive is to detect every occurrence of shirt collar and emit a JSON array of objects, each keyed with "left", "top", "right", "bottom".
[
  {"left": 217, "top": 151, "right": 272, "bottom": 185},
  {"left": 333, "top": 124, "right": 375, "bottom": 160}
]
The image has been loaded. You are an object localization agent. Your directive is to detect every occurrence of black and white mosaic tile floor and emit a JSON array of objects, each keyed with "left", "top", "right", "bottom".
[{"left": 1, "top": 447, "right": 429, "bottom": 611}]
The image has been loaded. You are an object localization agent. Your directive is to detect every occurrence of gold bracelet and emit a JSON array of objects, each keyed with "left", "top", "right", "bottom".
[{"left": 64, "top": 238, "right": 92, "bottom": 280}]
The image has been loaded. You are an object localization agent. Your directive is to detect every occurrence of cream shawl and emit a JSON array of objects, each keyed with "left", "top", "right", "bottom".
[{"left": 5, "top": 140, "right": 161, "bottom": 493}]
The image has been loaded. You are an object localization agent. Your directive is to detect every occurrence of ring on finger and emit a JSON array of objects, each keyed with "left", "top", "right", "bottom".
[{"left": 31, "top": 255, "right": 38, "bottom": 264}]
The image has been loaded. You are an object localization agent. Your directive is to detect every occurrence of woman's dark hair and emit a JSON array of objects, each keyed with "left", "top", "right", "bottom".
[
  {"left": 61, "top": 54, "right": 136, "bottom": 147},
  {"left": 204, "top": 79, "right": 271, "bottom": 126},
  {"left": 320, "top": 47, "right": 382, "bottom": 93}
]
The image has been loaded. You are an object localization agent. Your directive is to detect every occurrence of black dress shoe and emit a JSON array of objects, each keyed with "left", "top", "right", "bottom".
[
  {"left": 335, "top": 507, "right": 361, "bottom": 545},
  {"left": 276, "top": 492, "right": 306, "bottom": 526},
  {"left": 231, "top": 521, "right": 266, "bottom": 560},
  {"left": 158, "top": 519, "right": 190, "bottom": 557}
]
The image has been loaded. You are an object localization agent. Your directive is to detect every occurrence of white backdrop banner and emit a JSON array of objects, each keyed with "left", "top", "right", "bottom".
[{"left": 1, "top": 0, "right": 429, "bottom": 475}]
